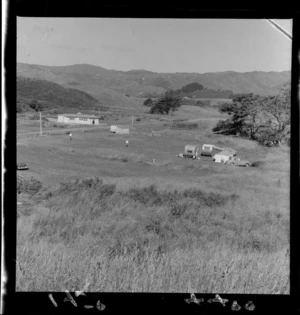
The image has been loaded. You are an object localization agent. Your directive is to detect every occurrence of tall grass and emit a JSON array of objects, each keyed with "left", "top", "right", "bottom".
[{"left": 17, "top": 177, "right": 289, "bottom": 293}]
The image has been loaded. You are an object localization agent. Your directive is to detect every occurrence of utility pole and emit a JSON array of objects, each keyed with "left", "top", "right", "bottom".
[
  {"left": 39, "top": 111, "right": 43, "bottom": 136},
  {"left": 132, "top": 115, "right": 134, "bottom": 126}
]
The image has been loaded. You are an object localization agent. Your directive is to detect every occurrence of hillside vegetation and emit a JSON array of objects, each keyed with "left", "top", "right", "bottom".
[
  {"left": 17, "top": 76, "right": 99, "bottom": 111},
  {"left": 17, "top": 63, "right": 291, "bottom": 110}
]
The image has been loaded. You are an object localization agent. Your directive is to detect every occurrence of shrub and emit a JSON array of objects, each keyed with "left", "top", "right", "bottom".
[
  {"left": 169, "top": 203, "right": 188, "bottom": 218},
  {"left": 171, "top": 122, "right": 199, "bottom": 130},
  {"left": 251, "top": 161, "right": 265, "bottom": 168},
  {"left": 29, "top": 115, "right": 40, "bottom": 120},
  {"left": 196, "top": 100, "right": 211, "bottom": 107},
  {"left": 123, "top": 185, "right": 236, "bottom": 209},
  {"left": 54, "top": 178, "right": 115, "bottom": 201},
  {"left": 17, "top": 175, "right": 42, "bottom": 195},
  {"left": 143, "top": 98, "right": 153, "bottom": 107}
]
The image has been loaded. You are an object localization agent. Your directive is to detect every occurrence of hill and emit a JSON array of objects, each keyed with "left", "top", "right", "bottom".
[
  {"left": 17, "top": 63, "right": 291, "bottom": 109},
  {"left": 17, "top": 76, "right": 100, "bottom": 110}
]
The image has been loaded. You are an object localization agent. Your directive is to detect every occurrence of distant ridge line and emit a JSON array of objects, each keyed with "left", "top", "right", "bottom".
[{"left": 17, "top": 62, "right": 291, "bottom": 75}]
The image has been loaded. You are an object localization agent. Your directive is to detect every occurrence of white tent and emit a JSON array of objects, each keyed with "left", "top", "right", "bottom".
[
  {"left": 213, "top": 151, "right": 234, "bottom": 163},
  {"left": 110, "top": 125, "right": 118, "bottom": 133},
  {"left": 115, "top": 127, "right": 130, "bottom": 135},
  {"left": 110, "top": 125, "right": 130, "bottom": 134}
]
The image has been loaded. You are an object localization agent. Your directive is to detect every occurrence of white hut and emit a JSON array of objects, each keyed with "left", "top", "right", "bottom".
[
  {"left": 110, "top": 125, "right": 118, "bottom": 133},
  {"left": 110, "top": 125, "right": 130, "bottom": 134},
  {"left": 115, "top": 127, "right": 130, "bottom": 135},
  {"left": 58, "top": 113, "right": 99, "bottom": 125},
  {"left": 213, "top": 151, "right": 234, "bottom": 163}
]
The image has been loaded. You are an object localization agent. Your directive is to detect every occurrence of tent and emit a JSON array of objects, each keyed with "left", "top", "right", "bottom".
[
  {"left": 110, "top": 125, "right": 118, "bottom": 133},
  {"left": 110, "top": 125, "right": 130, "bottom": 134},
  {"left": 115, "top": 127, "right": 130, "bottom": 135},
  {"left": 213, "top": 151, "right": 234, "bottom": 163}
]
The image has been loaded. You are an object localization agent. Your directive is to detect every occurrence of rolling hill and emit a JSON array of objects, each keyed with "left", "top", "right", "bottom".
[
  {"left": 17, "top": 76, "right": 100, "bottom": 110},
  {"left": 17, "top": 62, "right": 291, "bottom": 110}
]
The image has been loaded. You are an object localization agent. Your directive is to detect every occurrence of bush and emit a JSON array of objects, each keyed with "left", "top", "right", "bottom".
[
  {"left": 251, "top": 161, "right": 265, "bottom": 168},
  {"left": 54, "top": 177, "right": 115, "bottom": 200},
  {"left": 143, "top": 98, "right": 153, "bottom": 107},
  {"left": 29, "top": 115, "right": 40, "bottom": 120},
  {"left": 171, "top": 122, "right": 199, "bottom": 130},
  {"left": 149, "top": 95, "right": 181, "bottom": 115},
  {"left": 196, "top": 100, "right": 211, "bottom": 107},
  {"left": 17, "top": 175, "right": 42, "bottom": 195},
  {"left": 123, "top": 185, "right": 236, "bottom": 209}
]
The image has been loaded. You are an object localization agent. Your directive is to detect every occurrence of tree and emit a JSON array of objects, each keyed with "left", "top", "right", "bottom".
[
  {"left": 29, "top": 99, "right": 42, "bottom": 112},
  {"left": 260, "top": 84, "right": 291, "bottom": 144},
  {"left": 213, "top": 84, "right": 291, "bottom": 146},
  {"left": 143, "top": 98, "right": 153, "bottom": 107},
  {"left": 217, "top": 94, "right": 265, "bottom": 139},
  {"left": 180, "top": 82, "right": 204, "bottom": 94},
  {"left": 149, "top": 93, "right": 182, "bottom": 115}
]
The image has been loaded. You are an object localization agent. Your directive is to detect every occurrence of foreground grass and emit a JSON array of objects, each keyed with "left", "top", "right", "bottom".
[
  {"left": 17, "top": 240, "right": 289, "bottom": 293},
  {"left": 17, "top": 178, "right": 289, "bottom": 293}
]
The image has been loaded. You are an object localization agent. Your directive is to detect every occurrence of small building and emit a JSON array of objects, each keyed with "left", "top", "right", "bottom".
[
  {"left": 110, "top": 125, "right": 130, "bottom": 134},
  {"left": 213, "top": 151, "right": 235, "bottom": 163},
  {"left": 110, "top": 125, "right": 118, "bottom": 133},
  {"left": 58, "top": 113, "right": 100, "bottom": 125},
  {"left": 116, "top": 128, "right": 130, "bottom": 135}
]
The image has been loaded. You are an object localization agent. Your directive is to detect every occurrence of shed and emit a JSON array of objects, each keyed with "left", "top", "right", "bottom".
[
  {"left": 110, "top": 125, "right": 118, "bottom": 133},
  {"left": 115, "top": 127, "right": 130, "bottom": 135},
  {"left": 213, "top": 151, "right": 234, "bottom": 163},
  {"left": 110, "top": 125, "right": 130, "bottom": 134},
  {"left": 58, "top": 113, "right": 99, "bottom": 125}
]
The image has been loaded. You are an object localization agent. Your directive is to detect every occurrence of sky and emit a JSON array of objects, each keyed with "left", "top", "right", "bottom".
[{"left": 17, "top": 18, "right": 292, "bottom": 73}]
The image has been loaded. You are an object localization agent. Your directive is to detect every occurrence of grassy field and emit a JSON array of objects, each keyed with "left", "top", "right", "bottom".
[{"left": 16, "top": 104, "right": 290, "bottom": 293}]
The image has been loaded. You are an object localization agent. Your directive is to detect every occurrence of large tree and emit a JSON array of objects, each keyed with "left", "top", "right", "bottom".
[
  {"left": 216, "top": 94, "right": 265, "bottom": 139},
  {"left": 213, "top": 84, "right": 291, "bottom": 145},
  {"left": 260, "top": 84, "right": 291, "bottom": 144},
  {"left": 149, "top": 92, "right": 181, "bottom": 115}
]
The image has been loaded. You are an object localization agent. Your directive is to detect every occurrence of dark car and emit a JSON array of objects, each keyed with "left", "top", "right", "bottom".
[{"left": 17, "top": 163, "right": 29, "bottom": 170}]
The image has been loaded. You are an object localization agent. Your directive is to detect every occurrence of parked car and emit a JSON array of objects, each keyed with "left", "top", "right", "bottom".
[
  {"left": 17, "top": 163, "right": 29, "bottom": 170},
  {"left": 225, "top": 157, "right": 251, "bottom": 167}
]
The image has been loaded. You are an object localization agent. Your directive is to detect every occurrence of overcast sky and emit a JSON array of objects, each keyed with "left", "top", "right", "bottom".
[{"left": 17, "top": 18, "right": 292, "bottom": 73}]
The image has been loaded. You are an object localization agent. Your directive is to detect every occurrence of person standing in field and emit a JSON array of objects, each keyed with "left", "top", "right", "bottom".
[
  {"left": 125, "top": 140, "right": 129, "bottom": 147},
  {"left": 69, "top": 132, "right": 72, "bottom": 140}
]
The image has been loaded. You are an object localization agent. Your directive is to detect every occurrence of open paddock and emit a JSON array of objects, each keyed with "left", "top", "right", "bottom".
[{"left": 16, "top": 105, "right": 290, "bottom": 293}]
